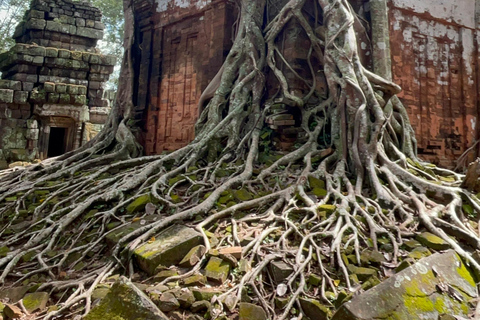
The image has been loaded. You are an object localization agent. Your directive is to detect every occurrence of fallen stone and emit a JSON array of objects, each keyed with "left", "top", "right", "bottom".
[
  {"left": 133, "top": 224, "right": 202, "bottom": 275},
  {"left": 238, "top": 302, "right": 267, "bottom": 320},
  {"left": 91, "top": 285, "right": 110, "bottom": 301},
  {"left": 269, "top": 261, "right": 293, "bottom": 284},
  {"left": 218, "top": 246, "right": 242, "bottom": 259},
  {"left": 416, "top": 232, "right": 450, "bottom": 250},
  {"left": 332, "top": 250, "right": 477, "bottom": 320},
  {"left": 84, "top": 276, "right": 168, "bottom": 320},
  {"left": 172, "top": 289, "right": 195, "bottom": 308},
  {"left": 191, "top": 300, "right": 210, "bottom": 313},
  {"left": 308, "top": 274, "right": 322, "bottom": 287},
  {"left": 299, "top": 298, "right": 332, "bottom": 320},
  {"left": 183, "top": 274, "right": 206, "bottom": 287},
  {"left": 219, "top": 252, "right": 238, "bottom": 267},
  {"left": 191, "top": 288, "right": 224, "bottom": 301},
  {"left": 22, "top": 292, "right": 49, "bottom": 313},
  {"left": 158, "top": 292, "right": 179, "bottom": 313},
  {"left": 105, "top": 215, "right": 160, "bottom": 245},
  {"left": 179, "top": 245, "right": 206, "bottom": 267},
  {"left": 0, "top": 286, "right": 29, "bottom": 303},
  {"left": 153, "top": 269, "right": 178, "bottom": 282},
  {"left": 4, "top": 304, "right": 23, "bottom": 319},
  {"left": 205, "top": 256, "right": 230, "bottom": 283},
  {"left": 126, "top": 194, "right": 151, "bottom": 213}
]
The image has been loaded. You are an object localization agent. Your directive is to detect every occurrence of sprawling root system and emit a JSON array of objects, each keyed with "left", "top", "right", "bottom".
[{"left": 1, "top": 0, "right": 480, "bottom": 318}]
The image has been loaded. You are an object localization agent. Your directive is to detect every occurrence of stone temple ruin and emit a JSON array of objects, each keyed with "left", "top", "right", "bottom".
[{"left": 0, "top": 0, "right": 116, "bottom": 168}]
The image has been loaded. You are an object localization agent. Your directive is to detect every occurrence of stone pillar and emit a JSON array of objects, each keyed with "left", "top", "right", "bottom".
[{"left": 369, "top": 0, "right": 392, "bottom": 80}]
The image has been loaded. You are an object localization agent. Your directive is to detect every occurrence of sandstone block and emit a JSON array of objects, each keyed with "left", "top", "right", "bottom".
[
  {"left": 0, "top": 80, "right": 21, "bottom": 91},
  {"left": 55, "top": 83, "right": 66, "bottom": 93},
  {"left": 84, "top": 277, "right": 168, "bottom": 320},
  {"left": 25, "top": 18, "right": 46, "bottom": 30},
  {"left": 27, "top": 9, "right": 45, "bottom": 19},
  {"left": 332, "top": 250, "right": 477, "bottom": 319},
  {"left": 13, "top": 91, "right": 29, "bottom": 104},
  {"left": 133, "top": 225, "right": 203, "bottom": 275},
  {"left": 239, "top": 303, "right": 267, "bottom": 320},
  {"left": 22, "top": 292, "right": 49, "bottom": 313},
  {"left": 205, "top": 257, "right": 230, "bottom": 284},
  {"left": 0, "top": 89, "right": 14, "bottom": 103},
  {"left": 299, "top": 298, "right": 331, "bottom": 320},
  {"left": 45, "top": 47, "right": 58, "bottom": 57},
  {"left": 76, "top": 26, "right": 103, "bottom": 39},
  {"left": 44, "top": 82, "right": 55, "bottom": 92}
]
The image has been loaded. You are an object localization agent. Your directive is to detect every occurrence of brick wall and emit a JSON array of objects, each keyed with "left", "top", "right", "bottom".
[
  {"left": 141, "top": 0, "right": 235, "bottom": 154},
  {"left": 388, "top": 0, "right": 479, "bottom": 168}
]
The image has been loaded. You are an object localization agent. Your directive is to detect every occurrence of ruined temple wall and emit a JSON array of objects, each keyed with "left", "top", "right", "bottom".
[
  {"left": 388, "top": 0, "right": 479, "bottom": 168},
  {"left": 143, "top": 0, "right": 236, "bottom": 154}
]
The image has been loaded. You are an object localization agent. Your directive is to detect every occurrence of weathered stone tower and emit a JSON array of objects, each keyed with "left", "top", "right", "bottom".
[{"left": 0, "top": 0, "right": 116, "bottom": 168}]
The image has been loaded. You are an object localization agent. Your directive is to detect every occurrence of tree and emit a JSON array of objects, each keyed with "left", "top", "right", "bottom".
[
  {"left": 0, "top": 0, "right": 29, "bottom": 53},
  {"left": 1, "top": 0, "right": 479, "bottom": 318}
]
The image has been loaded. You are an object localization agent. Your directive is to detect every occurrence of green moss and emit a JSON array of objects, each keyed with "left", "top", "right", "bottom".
[
  {"left": 404, "top": 295, "right": 435, "bottom": 314},
  {"left": 126, "top": 194, "right": 150, "bottom": 214},
  {"left": 455, "top": 257, "right": 476, "bottom": 287},
  {"left": 233, "top": 188, "right": 253, "bottom": 201}
]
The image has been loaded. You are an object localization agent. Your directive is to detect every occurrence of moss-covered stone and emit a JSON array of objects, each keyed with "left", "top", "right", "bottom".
[
  {"left": 191, "top": 288, "right": 224, "bottom": 301},
  {"left": 317, "top": 204, "right": 336, "bottom": 214},
  {"left": 84, "top": 276, "right": 168, "bottom": 320},
  {"left": 239, "top": 302, "right": 267, "bottom": 320},
  {"left": 205, "top": 257, "right": 230, "bottom": 284},
  {"left": 233, "top": 188, "right": 253, "bottom": 201},
  {"left": 22, "top": 292, "right": 49, "bottom": 313},
  {"left": 134, "top": 225, "right": 202, "bottom": 275},
  {"left": 179, "top": 245, "right": 206, "bottom": 268},
  {"left": 312, "top": 188, "right": 327, "bottom": 197},
  {"left": 416, "top": 232, "right": 450, "bottom": 250},
  {"left": 184, "top": 274, "right": 206, "bottom": 287},
  {"left": 331, "top": 250, "right": 476, "bottom": 320},
  {"left": 269, "top": 261, "right": 293, "bottom": 284},
  {"left": 299, "top": 298, "right": 331, "bottom": 320},
  {"left": 308, "top": 176, "right": 325, "bottom": 189},
  {"left": 153, "top": 270, "right": 178, "bottom": 282},
  {"left": 126, "top": 194, "right": 151, "bottom": 214}
]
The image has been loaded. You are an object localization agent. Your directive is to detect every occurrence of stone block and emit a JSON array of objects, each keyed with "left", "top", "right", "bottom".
[
  {"left": 94, "top": 21, "right": 105, "bottom": 30},
  {"left": 45, "top": 47, "right": 58, "bottom": 57},
  {"left": 22, "top": 292, "right": 49, "bottom": 313},
  {"left": 66, "top": 84, "right": 78, "bottom": 94},
  {"left": 86, "top": 19, "right": 95, "bottom": 28},
  {"left": 22, "top": 82, "right": 34, "bottom": 91},
  {"left": 0, "top": 89, "right": 14, "bottom": 103},
  {"left": 299, "top": 298, "right": 331, "bottom": 320},
  {"left": 44, "top": 82, "right": 55, "bottom": 92},
  {"left": 76, "top": 26, "right": 103, "bottom": 39},
  {"left": 0, "top": 80, "right": 21, "bottom": 91},
  {"left": 32, "top": 55, "right": 44, "bottom": 65},
  {"left": 416, "top": 232, "right": 450, "bottom": 251},
  {"left": 25, "top": 18, "right": 46, "bottom": 30},
  {"left": 78, "top": 86, "right": 87, "bottom": 95},
  {"left": 76, "top": 18, "right": 85, "bottom": 27},
  {"left": 59, "top": 93, "right": 70, "bottom": 104},
  {"left": 205, "top": 257, "right": 230, "bottom": 284},
  {"left": 71, "top": 51, "right": 82, "bottom": 60},
  {"left": 133, "top": 224, "right": 203, "bottom": 275},
  {"left": 13, "top": 91, "right": 29, "bottom": 104},
  {"left": 239, "top": 303, "right": 267, "bottom": 320},
  {"left": 331, "top": 250, "right": 477, "bottom": 320},
  {"left": 269, "top": 261, "right": 293, "bottom": 284},
  {"left": 45, "top": 20, "right": 61, "bottom": 32},
  {"left": 27, "top": 9, "right": 45, "bottom": 19},
  {"left": 58, "top": 49, "right": 71, "bottom": 59},
  {"left": 54, "top": 83, "right": 66, "bottom": 94},
  {"left": 84, "top": 277, "right": 168, "bottom": 320},
  {"left": 71, "top": 94, "right": 87, "bottom": 105},
  {"left": 47, "top": 93, "right": 60, "bottom": 103},
  {"left": 179, "top": 245, "right": 206, "bottom": 267}
]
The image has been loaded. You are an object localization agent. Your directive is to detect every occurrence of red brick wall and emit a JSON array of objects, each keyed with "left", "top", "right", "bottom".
[
  {"left": 388, "top": 4, "right": 478, "bottom": 168},
  {"left": 143, "top": 0, "right": 235, "bottom": 154}
]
